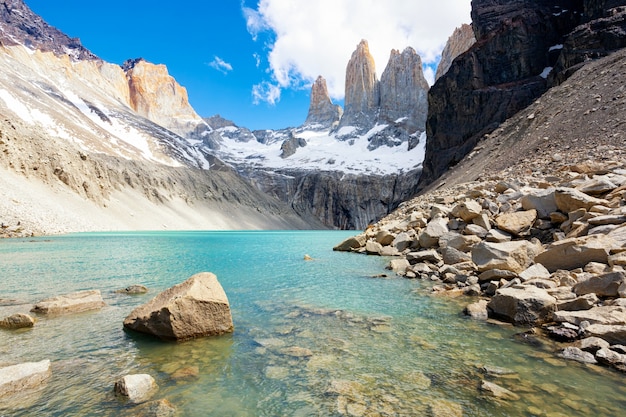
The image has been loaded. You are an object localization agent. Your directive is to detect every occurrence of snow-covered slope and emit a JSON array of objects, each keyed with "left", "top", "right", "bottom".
[{"left": 210, "top": 124, "right": 426, "bottom": 176}]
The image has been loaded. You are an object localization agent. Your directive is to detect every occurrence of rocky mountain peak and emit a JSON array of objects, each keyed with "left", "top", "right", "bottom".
[
  {"left": 435, "top": 24, "right": 476, "bottom": 81},
  {"left": 337, "top": 39, "right": 380, "bottom": 131},
  {"left": 303, "top": 76, "right": 342, "bottom": 129},
  {"left": 379, "top": 47, "right": 429, "bottom": 134},
  {"left": 124, "top": 59, "right": 207, "bottom": 139},
  {"left": 0, "top": 0, "right": 98, "bottom": 61}
]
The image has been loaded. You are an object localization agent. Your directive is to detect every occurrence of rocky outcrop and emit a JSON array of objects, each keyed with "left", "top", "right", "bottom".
[
  {"left": 420, "top": 0, "right": 626, "bottom": 189},
  {"left": 280, "top": 134, "right": 307, "bottom": 158},
  {"left": 337, "top": 40, "right": 380, "bottom": 133},
  {"left": 0, "top": 360, "right": 51, "bottom": 398},
  {"left": 0, "top": 0, "right": 98, "bottom": 61},
  {"left": 379, "top": 47, "right": 429, "bottom": 137},
  {"left": 435, "top": 24, "right": 476, "bottom": 81},
  {"left": 123, "top": 272, "right": 233, "bottom": 341},
  {"left": 30, "top": 290, "right": 106, "bottom": 315},
  {"left": 124, "top": 58, "right": 210, "bottom": 140},
  {"left": 303, "top": 76, "right": 342, "bottom": 129}
]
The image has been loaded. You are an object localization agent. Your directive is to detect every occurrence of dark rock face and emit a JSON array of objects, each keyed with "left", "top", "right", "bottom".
[
  {"left": 280, "top": 135, "right": 307, "bottom": 158},
  {"left": 419, "top": 0, "right": 626, "bottom": 189},
  {"left": 238, "top": 168, "right": 422, "bottom": 229},
  {"left": 304, "top": 76, "right": 342, "bottom": 129},
  {"left": 0, "top": 0, "right": 98, "bottom": 61}
]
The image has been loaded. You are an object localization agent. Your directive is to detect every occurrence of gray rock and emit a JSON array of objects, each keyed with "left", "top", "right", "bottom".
[
  {"left": 585, "top": 324, "right": 626, "bottom": 345},
  {"left": 579, "top": 336, "right": 610, "bottom": 353},
  {"left": 439, "top": 232, "right": 482, "bottom": 251},
  {"left": 419, "top": 217, "right": 449, "bottom": 248},
  {"left": 557, "top": 293, "right": 599, "bottom": 311},
  {"left": 387, "top": 259, "right": 410, "bottom": 274},
  {"left": 114, "top": 374, "right": 158, "bottom": 403},
  {"left": 365, "top": 240, "right": 384, "bottom": 255},
  {"left": 553, "top": 306, "right": 626, "bottom": 326},
  {"left": 441, "top": 246, "right": 472, "bottom": 265},
  {"left": 534, "top": 235, "right": 613, "bottom": 272},
  {"left": 407, "top": 249, "right": 442, "bottom": 264},
  {"left": 0, "top": 360, "right": 51, "bottom": 398},
  {"left": 488, "top": 285, "right": 557, "bottom": 325},
  {"left": 559, "top": 347, "right": 597, "bottom": 364},
  {"left": 520, "top": 188, "right": 557, "bottom": 219},
  {"left": 478, "top": 269, "right": 518, "bottom": 283},
  {"left": 303, "top": 76, "right": 342, "bottom": 129},
  {"left": 595, "top": 348, "right": 626, "bottom": 370},
  {"left": 554, "top": 187, "right": 608, "bottom": 213},
  {"left": 518, "top": 264, "right": 551, "bottom": 282},
  {"left": 573, "top": 271, "right": 626, "bottom": 297},
  {"left": 334, "top": 235, "right": 366, "bottom": 251},
  {"left": 464, "top": 299, "right": 489, "bottom": 320},
  {"left": 472, "top": 240, "right": 541, "bottom": 273},
  {"left": 123, "top": 272, "right": 233, "bottom": 341},
  {"left": 31, "top": 290, "right": 106, "bottom": 315}
]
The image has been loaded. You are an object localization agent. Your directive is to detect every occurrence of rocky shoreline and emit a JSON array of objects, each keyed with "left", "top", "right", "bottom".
[{"left": 335, "top": 158, "right": 626, "bottom": 375}]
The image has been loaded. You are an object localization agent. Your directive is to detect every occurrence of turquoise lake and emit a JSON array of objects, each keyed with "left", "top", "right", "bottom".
[{"left": 1, "top": 231, "right": 625, "bottom": 416}]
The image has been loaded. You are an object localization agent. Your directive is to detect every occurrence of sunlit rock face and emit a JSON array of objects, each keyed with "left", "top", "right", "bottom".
[
  {"left": 123, "top": 58, "right": 210, "bottom": 140},
  {"left": 336, "top": 39, "right": 380, "bottom": 133},
  {"left": 435, "top": 24, "right": 476, "bottom": 81},
  {"left": 303, "top": 76, "right": 343, "bottom": 130}
]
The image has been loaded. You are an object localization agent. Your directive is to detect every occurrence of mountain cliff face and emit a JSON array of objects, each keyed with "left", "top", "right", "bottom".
[
  {"left": 337, "top": 40, "right": 380, "bottom": 132},
  {"left": 420, "top": 0, "right": 626, "bottom": 189},
  {"left": 435, "top": 24, "right": 476, "bottom": 81},
  {"left": 123, "top": 58, "right": 211, "bottom": 141},
  {"left": 379, "top": 47, "right": 429, "bottom": 141},
  {"left": 303, "top": 76, "right": 343, "bottom": 130}
]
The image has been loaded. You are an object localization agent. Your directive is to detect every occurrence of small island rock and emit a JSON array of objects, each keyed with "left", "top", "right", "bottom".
[
  {"left": 0, "top": 360, "right": 51, "bottom": 398},
  {"left": 30, "top": 290, "right": 106, "bottom": 315},
  {"left": 114, "top": 374, "right": 157, "bottom": 403},
  {"left": 0, "top": 313, "right": 35, "bottom": 329}
]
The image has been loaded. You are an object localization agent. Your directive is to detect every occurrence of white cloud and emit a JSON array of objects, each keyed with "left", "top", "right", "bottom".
[
  {"left": 252, "top": 81, "right": 282, "bottom": 105},
  {"left": 208, "top": 56, "right": 233, "bottom": 74},
  {"left": 246, "top": 0, "right": 471, "bottom": 99}
]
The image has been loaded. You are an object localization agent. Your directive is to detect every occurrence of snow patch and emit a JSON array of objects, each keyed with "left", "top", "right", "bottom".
[
  {"left": 549, "top": 44, "right": 564, "bottom": 52},
  {"left": 540, "top": 67, "right": 553, "bottom": 79}
]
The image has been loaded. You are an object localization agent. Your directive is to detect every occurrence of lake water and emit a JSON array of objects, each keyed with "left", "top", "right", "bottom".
[{"left": 1, "top": 231, "right": 625, "bottom": 416}]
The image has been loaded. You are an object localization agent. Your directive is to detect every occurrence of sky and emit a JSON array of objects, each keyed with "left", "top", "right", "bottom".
[{"left": 25, "top": 0, "right": 471, "bottom": 131}]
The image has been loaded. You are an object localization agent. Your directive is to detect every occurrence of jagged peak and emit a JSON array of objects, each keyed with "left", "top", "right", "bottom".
[{"left": 0, "top": 0, "right": 98, "bottom": 61}]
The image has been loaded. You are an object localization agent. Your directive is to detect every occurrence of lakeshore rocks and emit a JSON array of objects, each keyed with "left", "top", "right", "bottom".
[
  {"left": 114, "top": 374, "right": 158, "bottom": 403},
  {"left": 488, "top": 286, "right": 557, "bottom": 326},
  {"left": 123, "top": 272, "right": 233, "bottom": 341},
  {"left": 0, "top": 313, "right": 35, "bottom": 329},
  {"left": 30, "top": 290, "right": 106, "bottom": 315},
  {"left": 0, "top": 360, "right": 51, "bottom": 398},
  {"left": 336, "top": 157, "right": 626, "bottom": 372},
  {"left": 115, "top": 285, "right": 149, "bottom": 295}
]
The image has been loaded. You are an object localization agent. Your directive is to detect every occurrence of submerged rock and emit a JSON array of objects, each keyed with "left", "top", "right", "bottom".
[
  {"left": 123, "top": 272, "right": 233, "bottom": 341},
  {"left": 114, "top": 374, "right": 158, "bottom": 403},
  {"left": 30, "top": 290, "right": 106, "bottom": 315},
  {"left": 0, "top": 360, "right": 51, "bottom": 398},
  {"left": 488, "top": 286, "right": 557, "bottom": 325},
  {"left": 115, "top": 285, "right": 149, "bottom": 295},
  {"left": 0, "top": 313, "right": 35, "bottom": 329}
]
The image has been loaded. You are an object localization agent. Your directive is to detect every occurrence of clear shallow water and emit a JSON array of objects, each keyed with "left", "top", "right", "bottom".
[{"left": 0, "top": 231, "right": 624, "bottom": 416}]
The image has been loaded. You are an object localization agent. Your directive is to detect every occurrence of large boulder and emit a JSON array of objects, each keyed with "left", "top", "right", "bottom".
[
  {"left": 30, "top": 290, "right": 106, "bottom": 315},
  {"left": 123, "top": 272, "right": 233, "bottom": 341},
  {"left": 471, "top": 240, "right": 542, "bottom": 273},
  {"left": 585, "top": 324, "right": 626, "bottom": 345},
  {"left": 495, "top": 209, "right": 537, "bottom": 236},
  {"left": 554, "top": 187, "right": 608, "bottom": 213},
  {"left": 419, "top": 217, "right": 449, "bottom": 248},
  {"left": 573, "top": 271, "right": 626, "bottom": 297},
  {"left": 553, "top": 306, "right": 626, "bottom": 326},
  {"left": 534, "top": 235, "right": 613, "bottom": 272},
  {"left": 333, "top": 235, "right": 366, "bottom": 251},
  {"left": 114, "top": 374, "right": 157, "bottom": 404},
  {"left": 520, "top": 188, "right": 557, "bottom": 219},
  {"left": 0, "top": 360, "right": 51, "bottom": 398},
  {"left": 487, "top": 286, "right": 557, "bottom": 325}
]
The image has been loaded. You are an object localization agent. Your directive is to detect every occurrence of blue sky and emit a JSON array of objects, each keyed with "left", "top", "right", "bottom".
[{"left": 26, "top": 0, "right": 471, "bottom": 131}]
